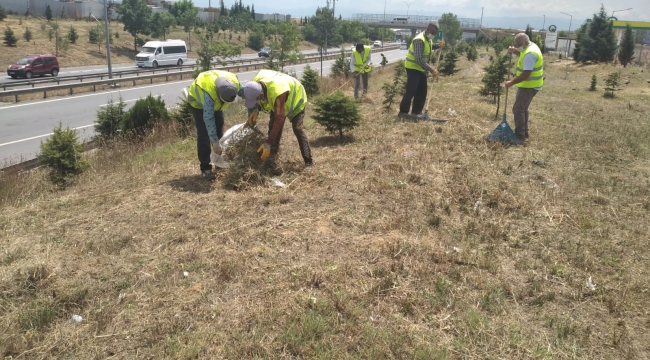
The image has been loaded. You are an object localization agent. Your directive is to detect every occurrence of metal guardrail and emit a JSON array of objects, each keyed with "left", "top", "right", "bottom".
[{"left": 0, "top": 45, "right": 399, "bottom": 103}]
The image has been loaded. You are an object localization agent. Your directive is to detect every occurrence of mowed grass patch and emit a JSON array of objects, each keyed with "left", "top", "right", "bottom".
[{"left": 1, "top": 50, "right": 649, "bottom": 358}]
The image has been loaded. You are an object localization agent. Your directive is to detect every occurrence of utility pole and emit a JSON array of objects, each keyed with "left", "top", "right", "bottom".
[
  {"left": 480, "top": 7, "right": 483, "bottom": 28},
  {"left": 104, "top": 0, "right": 113, "bottom": 79}
]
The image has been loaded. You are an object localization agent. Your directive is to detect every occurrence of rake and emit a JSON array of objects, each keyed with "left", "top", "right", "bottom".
[
  {"left": 487, "top": 54, "right": 520, "bottom": 144},
  {"left": 417, "top": 47, "right": 447, "bottom": 122}
]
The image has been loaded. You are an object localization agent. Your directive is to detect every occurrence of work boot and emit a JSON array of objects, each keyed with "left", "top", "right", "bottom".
[
  {"left": 304, "top": 163, "right": 314, "bottom": 171},
  {"left": 201, "top": 169, "right": 216, "bottom": 181},
  {"left": 398, "top": 112, "right": 410, "bottom": 119}
]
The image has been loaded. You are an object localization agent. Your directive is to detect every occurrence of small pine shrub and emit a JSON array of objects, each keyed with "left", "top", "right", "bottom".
[
  {"left": 604, "top": 72, "right": 619, "bottom": 98},
  {"left": 0, "top": 5, "right": 7, "bottom": 21},
  {"left": 170, "top": 96, "right": 194, "bottom": 137},
  {"left": 23, "top": 27, "right": 32, "bottom": 42},
  {"left": 114, "top": 31, "right": 119, "bottom": 39},
  {"left": 312, "top": 91, "right": 361, "bottom": 139},
  {"left": 301, "top": 64, "right": 320, "bottom": 98},
  {"left": 4, "top": 26, "right": 18, "bottom": 46},
  {"left": 48, "top": 28, "right": 54, "bottom": 41},
  {"left": 467, "top": 46, "right": 478, "bottom": 61},
  {"left": 439, "top": 50, "right": 459, "bottom": 76},
  {"left": 330, "top": 49, "right": 350, "bottom": 78},
  {"left": 95, "top": 96, "right": 126, "bottom": 140},
  {"left": 38, "top": 123, "right": 89, "bottom": 186},
  {"left": 121, "top": 94, "right": 170, "bottom": 134},
  {"left": 45, "top": 5, "right": 53, "bottom": 21},
  {"left": 68, "top": 26, "right": 78, "bottom": 44},
  {"left": 589, "top": 74, "right": 597, "bottom": 91},
  {"left": 382, "top": 62, "right": 406, "bottom": 114}
]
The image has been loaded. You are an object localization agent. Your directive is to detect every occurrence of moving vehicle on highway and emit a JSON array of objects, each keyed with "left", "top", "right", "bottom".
[
  {"left": 392, "top": 17, "right": 408, "bottom": 24},
  {"left": 258, "top": 47, "right": 272, "bottom": 57},
  {"left": 135, "top": 39, "right": 187, "bottom": 68},
  {"left": 7, "top": 54, "right": 59, "bottom": 79},
  {"left": 373, "top": 40, "right": 382, "bottom": 47}
]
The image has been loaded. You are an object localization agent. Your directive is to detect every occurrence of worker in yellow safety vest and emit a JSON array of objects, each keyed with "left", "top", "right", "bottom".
[
  {"left": 350, "top": 43, "right": 372, "bottom": 99},
  {"left": 398, "top": 21, "right": 445, "bottom": 118},
  {"left": 241, "top": 70, "right": 313, "bottom": 172},
  {"left": 187, "top": 70, "right": 241, "bottom": 180},
  {"left": 505, "top": 32, "right": 544, "bottom": 141}
]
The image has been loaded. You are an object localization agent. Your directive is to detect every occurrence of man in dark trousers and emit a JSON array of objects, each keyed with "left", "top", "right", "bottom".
[
  {"left": 398, "top": 21, "right": 445, "bottom": 118},
  {"left": 187, "top": 70, "right": 240, "bottom": 180}
]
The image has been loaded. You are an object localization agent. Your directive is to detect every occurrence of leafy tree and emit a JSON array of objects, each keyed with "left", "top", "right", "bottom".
[
  {"left": 618, "top": 24, "right": 635, "bottom": 67},
  {"left": 572, "top": 20, "right": 589, "bottom": 61},
  {"left": 558, "top": 30, "right": 567, "bottom": 37},
  {"left": 68, "top": 26, "right": 78, "bottom": 44},
  {"left": 116, "top": 0, "right": 152, "bottom": 51},
  {"left": 173, "top": 0, "right": 198, "bottom": 50},
  {"left": 4, "top": 26, "right": 17, "bottom": 46},
  {"left": 312, "top": 91, "right": 361, "bottom": 139},
  {"left": 309, "top": 7, "right": 337, "bottom": 51},
  {"left": 38, "top": 123, "right": 89, "bottom": 186},
  {"left": 24, "top": 27, "right": 32, "bottom": 42},
  {"left": 0, "top": 5, "right": 6, "bottom": 21},
  {"left": 438, "top": 13, "right": 462, "bottom": 46},
  {"left": 150, "top": 12, "right": 176, "bottom": 40},
  {"left": 234, "top": 12, "right": 253, "bottom": 46},
  {"left": 301, "top": 64, "right": 320, "bottom": 97},
  {"left": 45, "top": 5, "right": 52, "bottom": 21},
  {"left": 95, "top": 96, "right": 127, "bottom": 140},
  {"left": 603, "top": 72, "right": 619, "bottom": 98},
  {"left": 267, "top": 22, "right": 303, "bottom": 71},
  {"left": 248, "top": 30, "right": 264, "bottom": 50},
  {"left": 194, "top": 35, "right": 241, "bottom": 76},
  {"left": 439, "top": 50, "right": 459, "bottom": 76},
  {"left": 589, "top": 74, "right": 597, "bottom": 91},
  {"left": 121, "top": 94, "right": 170, "bottom": 134}
]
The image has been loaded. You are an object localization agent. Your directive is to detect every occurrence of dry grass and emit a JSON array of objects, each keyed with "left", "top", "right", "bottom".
[
  {"left": 0, "top": 15, "right": 321, "bottom": 68},
  {"left": 1, "top": 49, "right": 650, "bottom": 359}
]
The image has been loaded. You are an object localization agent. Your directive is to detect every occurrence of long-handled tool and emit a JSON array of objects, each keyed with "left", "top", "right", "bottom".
[
  {"left": 330, "top": 68, "right": 365, "bottom": 95},
  {"left": 418, "top": 47, "right": 448, "bottom": 122},
  {"left": 487, "top": 54, "right": 520, "bottom": 144}
]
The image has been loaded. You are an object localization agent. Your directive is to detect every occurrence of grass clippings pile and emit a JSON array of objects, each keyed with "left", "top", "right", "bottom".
[{"left": 222, "top": 127, "right": 271, "bottom": 191}]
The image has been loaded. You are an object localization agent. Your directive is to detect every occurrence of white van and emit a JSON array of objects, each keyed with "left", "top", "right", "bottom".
[
  {"left": 392, "top": 17, "right": 408, "bottom": 24},
  {"left": 135, "top": 39, "right": 188, "bottom": 68}
]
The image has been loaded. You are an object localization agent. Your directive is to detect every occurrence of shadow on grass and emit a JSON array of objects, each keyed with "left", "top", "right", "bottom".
[
  {"left": 167, "top": 175, "right": 212, "bottom": 194},
  {"left": 310, "top": 134, "right": 356, "bottom": 148}
]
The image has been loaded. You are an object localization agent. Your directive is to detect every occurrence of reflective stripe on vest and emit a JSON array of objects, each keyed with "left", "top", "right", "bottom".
[
  {"left": 253, "top": 69, "right": 307, "bottom": 119},
  {"left": 515, "top": 43, "right": 544, "bottom": 88},
  {"left": 188, "top": 70, "right": 240, "bottom": 110},
  {"left": 405, "top": 32, "right": 432, "bottom": 72},
  {"left": 353, "top": 46, "right": 372, "bottom": 73}
]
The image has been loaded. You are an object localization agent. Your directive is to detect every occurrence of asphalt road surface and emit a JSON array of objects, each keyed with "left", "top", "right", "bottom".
[{"left": 0, "top": 48, "right": 406, "bottom": 167}]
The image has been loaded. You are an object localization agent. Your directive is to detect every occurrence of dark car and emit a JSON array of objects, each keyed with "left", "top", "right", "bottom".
[
  {"left": 7, "top": 54, "right": 60, "bottom": 79},
  {"left": 258, "top": 47, "right": 272, "bottom": 57}
]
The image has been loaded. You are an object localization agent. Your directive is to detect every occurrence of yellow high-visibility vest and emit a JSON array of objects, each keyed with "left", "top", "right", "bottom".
[
  {"left": 405, "top": 32, "right": 432, "bottom": 72},
  {"left": 188, "top": 70, "right": 240, "bottom": 110},
  {"left": 515, "top": 43, "right": 544, "bottom": 88},
  {"left": 353, "top": 46, "right": 372, "bottom": 73},
  {"left": 253, "top": 69, "right": 307, "bottom": 119}
]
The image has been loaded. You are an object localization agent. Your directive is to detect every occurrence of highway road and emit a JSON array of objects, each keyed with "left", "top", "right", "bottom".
[
  {"left": 0, "top": 44, "right": 400, "bottom": 86},
  {"left": 0, "top": 48, "right": 406, "bottom": 166}
]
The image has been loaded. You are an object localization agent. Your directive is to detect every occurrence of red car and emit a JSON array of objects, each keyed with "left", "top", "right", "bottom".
[{"left": 7, "top": 54, "right": 60, "bottom": 79}]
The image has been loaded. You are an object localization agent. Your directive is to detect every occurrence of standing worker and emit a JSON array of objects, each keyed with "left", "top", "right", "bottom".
[
  {"left": 187, "top": 70, "right": 241, "bottom": 180},
  {"left": 380, "top": 53, "right": 388, "bottom": 67},
  {"left": 241, "top": 69, "right": 314, "bottom": 171},
  {"left": 398, "top": 21, "right": 445, "bottom": 118},
  {"left": 350, "top": 43, "right": 372, "bottom": 99},
  {"left": 505, "top": 33, "right": 543, "bottom": 141}
]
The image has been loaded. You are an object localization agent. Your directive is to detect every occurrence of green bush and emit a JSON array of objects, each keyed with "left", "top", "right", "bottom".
[
  {"left": 68, "top": 26, "right": 78, "bottom": 44},
  {"left": 312, "top": 91, "right": 361, "bottom": 139},
  {"left": 439, "top": 50, "right": 459, "bottom": 76},
  {"left": 38, "top": 123, "right": 89, "bottom": 185},
  {"left": 121, "top": 94, "right": 170, "bottom": 134},
  {"left": 170, "top": 96, "right": 195, "bottom": 137},
  {"left": 0, "top": 5, "right": 7, "bottom": 21},
  {"left": 4, "top": 26, "right": 18, "bottom": 46},
  {"left": 467, "top": 45, "right": 478, "bottom": 61},
  {"left": 248, "top": 31, "right": 264, "bottom": 50},
  {"left": 23, "top": 27, "right": 32, "bottom": 42},
  {"left": 301, "top": 64, "right": 320, "bottom": 98},
  {"left": 330, "top": 49, "right": 350, "bottom": 78},
  {"left": 95, "top": 96, "right": 126, "bottom": 139},
  {"left": 382, "top": 62, "right": 406, "bottom": 114},
  {"left": 589, "top": 74, "right": 597, "bottom": 91}
]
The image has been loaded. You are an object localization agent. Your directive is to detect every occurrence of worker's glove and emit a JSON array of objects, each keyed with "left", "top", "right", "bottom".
[
  {"left": 430, "top": 68, "right": 439, "bottom": 77},
  {"left": 257, "top": 143, "right": 271, "bottom": 161},
  {"left": 437, "top": 40, "right": 446, "bottom": 48},
  {"left": 211, "top": 141, "right": 222, "bottom": 156},
  {"left": 247, "top": 110, "right": 259, "bottom": 128}
]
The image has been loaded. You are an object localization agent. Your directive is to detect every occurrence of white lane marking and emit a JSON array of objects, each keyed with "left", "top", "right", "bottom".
[
  {"left": 99, "top": 94, "right": 164, "bottom": 107},
  {"left": 0, "top": 124, "right": 94, "bottom": 147}
]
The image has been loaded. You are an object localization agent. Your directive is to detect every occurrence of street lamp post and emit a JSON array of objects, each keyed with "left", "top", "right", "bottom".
[
  {"left": 611, "top": 8, "right": 632, "bottom": 18},
  {"left": 542, "top": 15, "right": 545, "bottom": 32},
  {"left": 103, "top": 0, "right": 113, "bottom": 79},
  {"left": 560, "top": 11, "right": 572, "bottom": 58},
  {"left": 382, "top": 0, "right": 386, "bottom": 48},
  {"left": 403, "top": 1, "right": 414, "bottom": 20}
]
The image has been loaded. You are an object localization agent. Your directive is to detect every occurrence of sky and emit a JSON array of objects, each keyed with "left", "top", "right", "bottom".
[{"left": 192, "top": 0, "right": 648, "bottom": 30}]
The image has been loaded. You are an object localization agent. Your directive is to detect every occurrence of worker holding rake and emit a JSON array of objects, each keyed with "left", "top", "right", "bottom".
[
  {"left": 187, "top": 70, "right": 241, "bottom": 180},
  {"left": 350, "top": 43, "right": 372, "bottom": 99},
  {"left": 241, "top": 70, "right": 314, "bottom": 172},
  {"left": 505, "top": 33, "right": 544, "bottom": 141},
  {"left": 398, "top": 21, "right": 445, "bottom": 118}
]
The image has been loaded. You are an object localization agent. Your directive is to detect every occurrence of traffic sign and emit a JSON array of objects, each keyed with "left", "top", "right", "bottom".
[{"left": 548, "top": 25, "right": 557, "bottom": 32}]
